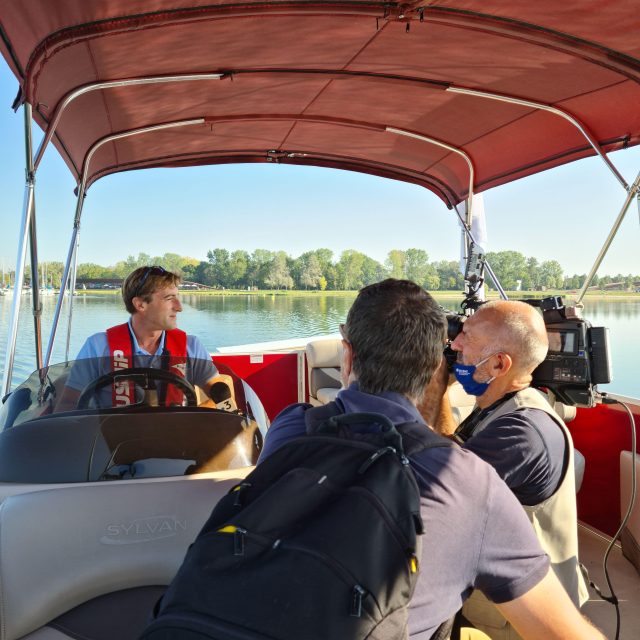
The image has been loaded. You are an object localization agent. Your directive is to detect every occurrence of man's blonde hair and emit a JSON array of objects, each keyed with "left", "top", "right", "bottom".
[{"left": 122, "top": 266, "right": 181, "bottom": 313}]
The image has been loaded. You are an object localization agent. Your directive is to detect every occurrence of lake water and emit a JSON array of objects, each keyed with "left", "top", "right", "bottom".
[{"left": 0, "top": 293, "right": 638, "bottom": 398}]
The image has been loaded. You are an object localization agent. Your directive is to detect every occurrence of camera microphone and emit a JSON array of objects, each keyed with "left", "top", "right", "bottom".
[{"left": 209, "top": 381, "right": 238, "bottom": 412}]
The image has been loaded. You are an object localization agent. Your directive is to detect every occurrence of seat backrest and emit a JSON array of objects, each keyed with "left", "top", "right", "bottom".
[
  {"left": 306, "top": 339, "right": 343, "bottom": 405},
  {"left": 0, "top": 469, "right": 250, "bottom": 640}
]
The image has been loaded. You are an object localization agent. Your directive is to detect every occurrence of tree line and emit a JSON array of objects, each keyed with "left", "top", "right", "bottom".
[{"left": 5, "top": 249, "right": 639, "bottom": 292}]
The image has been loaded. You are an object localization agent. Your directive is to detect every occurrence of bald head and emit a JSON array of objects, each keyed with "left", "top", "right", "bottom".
[{"left": 472, "top": 301, "right": 549, "bottom": 374}]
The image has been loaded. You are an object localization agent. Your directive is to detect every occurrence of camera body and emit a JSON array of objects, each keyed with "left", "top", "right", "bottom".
[
  {"left": 443, "top": 312, "right": 465, "bottom": 371},
  {"left": 530, "top": 297, "right": 611, "bottom": 407},
  {"left": 442, "top": 297, "right": 612, "bottom": 407}
]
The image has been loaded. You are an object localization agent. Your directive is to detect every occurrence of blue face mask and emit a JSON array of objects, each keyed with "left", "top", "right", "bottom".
[{"left": 453, "top": 353, "right": 496, "bottom": 396}]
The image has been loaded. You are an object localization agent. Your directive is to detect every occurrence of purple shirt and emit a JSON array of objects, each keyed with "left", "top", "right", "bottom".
[{"left": 260, "top": 383, "right": 549, "bottom": 638}]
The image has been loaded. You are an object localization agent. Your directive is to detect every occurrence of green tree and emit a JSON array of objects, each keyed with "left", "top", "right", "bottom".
[
  {"left": 540, "top": 260, "right": 564, "bottom": 289},
  {"left": 299, "top": 254, "right": 323, "bottom": 289},
  {"left": 247, "top": 249, "right": 275, "bottom": 288},
  {"left": 525, "top": 257, "right": 540, "bottom": 291},
  {"left": 385, "top": 250, "right": 406, "bottom": 279},
  {"left": 195, "top": 261, "right": 216, "bottom": 286},
  {"left": 311, "top": 248, "right": 336, "bottom": 290},
  {"left": 228, "top": 250, "right": 249, "bottom": 288},
  {"left": 361, "top": 255, "right": 386, "bottom": 286},
  {"left": 207, "top": 248, "right": 231, "bottom": 287},
  {"left": 485, "top": 251, "right": 527, "bottom": 290},
  {"left": 434, "top": 260, "right": 464, "bottom": 291},
  {"left": 337, "top": 250, "right": 366, "bottom": 290},
  {"left": 404, "top": 248, "right": 430, "bottom": 285},
  {"left": 181, "top": 260, "right": 199, "bottom": 282},
  {"left": 265, "top": 251, "right": 293, "bottom": 290}
]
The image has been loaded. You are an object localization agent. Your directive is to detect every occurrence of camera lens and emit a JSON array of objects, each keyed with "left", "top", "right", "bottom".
[{"left": 446, "top": 313, "right": 465, "bottom": 341}]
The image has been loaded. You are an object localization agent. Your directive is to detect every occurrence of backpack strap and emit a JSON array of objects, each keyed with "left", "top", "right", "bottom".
[
  {"left": 305, "top": 402, "right": 405, "bottom": 453},
  {"left": 304, "top": 400, "right": 344, "bottom": 433},
  {"left": 305, "top": 402, "right": 454, "bottom": 458},
  {"left": 430, "top": 614, "right": 456, "bottom": 640},
  {"left": 395, "top": 419, "right": 454, "bottom": 457}
]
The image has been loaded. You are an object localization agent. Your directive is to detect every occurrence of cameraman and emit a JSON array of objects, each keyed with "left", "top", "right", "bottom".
[
  {"left": 261, "top": 282, "right": 601, "bottom": 639},
  {"left": 424, "top": 300, "right": 588, "bottom": 639}
]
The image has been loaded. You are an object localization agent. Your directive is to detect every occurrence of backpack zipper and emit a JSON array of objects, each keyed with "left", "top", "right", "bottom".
[
  {"left": 278, "top": 540, "right": 381, "bottom": 619},
  {"left": 215, "top": 527, "right": 381, "bottom": 619}
]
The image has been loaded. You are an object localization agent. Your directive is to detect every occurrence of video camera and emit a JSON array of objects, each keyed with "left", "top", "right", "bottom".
[
  {"left": 443, "top": 312, "right": 465, "bottom": 371},
  {"left": 528, "top": 296, "right": 611, "bottom": 407},
  {"left": 442, "top": 296, "right": 611, "bottom": 408}
]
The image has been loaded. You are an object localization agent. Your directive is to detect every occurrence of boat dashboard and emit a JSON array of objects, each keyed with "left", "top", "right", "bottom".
[{"left": 0, "top": 358, "right": 266, "bottom": 483}]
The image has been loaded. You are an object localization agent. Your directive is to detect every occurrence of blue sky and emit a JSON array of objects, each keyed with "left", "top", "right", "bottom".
[{"left": 0, "top": 61, "right": 638, "bottom": 277}]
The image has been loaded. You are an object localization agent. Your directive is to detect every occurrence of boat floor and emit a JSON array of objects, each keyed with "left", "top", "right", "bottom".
[{"left": 579, "top": 524, "right": 640, "bottom": 639}]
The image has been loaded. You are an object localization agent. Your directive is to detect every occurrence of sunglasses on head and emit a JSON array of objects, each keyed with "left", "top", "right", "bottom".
[{"left": 133, "top": 266, "right": 167, "bottom": 298}]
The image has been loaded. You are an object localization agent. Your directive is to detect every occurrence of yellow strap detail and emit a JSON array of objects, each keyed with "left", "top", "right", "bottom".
[
  {"left": 218, "top": 525, "right": 238, "bottom": 533},
  {"left": 410, "top": 556, "right": 418, "bottom": 573}
]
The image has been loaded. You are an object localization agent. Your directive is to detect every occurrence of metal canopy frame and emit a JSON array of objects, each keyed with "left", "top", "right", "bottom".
[
  {"left": 1, "top": 70, "right": 636, "bottom": 395},
  {"left": 1, "top": 72, "right": 220, "bottom": 395}
]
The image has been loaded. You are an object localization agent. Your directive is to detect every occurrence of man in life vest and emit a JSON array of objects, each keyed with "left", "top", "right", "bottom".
[
  {"left": 422, "top": 300, "right": 588, "bottom": 640},
  {"left": 60, "top": 266, "right": 227, "bottom": 409}
]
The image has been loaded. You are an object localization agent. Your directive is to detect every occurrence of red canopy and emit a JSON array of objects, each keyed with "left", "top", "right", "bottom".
[{"left": 1, "top": 1, "right": 638, "bottom": 205}]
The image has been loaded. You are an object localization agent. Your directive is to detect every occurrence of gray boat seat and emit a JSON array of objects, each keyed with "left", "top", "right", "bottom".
[
  {"left": 0, "top": 470, "right": 249, "bottom": 640},
  {"left": 306, "top": 338, "right": 343, "bottom": 406},
  {"left": 448, "top": 381, "right": 476, "bottom": 426},
  {"left": 620, "top": 451, "right": 640, "bottom": 575}
]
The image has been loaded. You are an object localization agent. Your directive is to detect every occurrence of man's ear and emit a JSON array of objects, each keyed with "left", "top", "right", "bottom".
[
  {"left": 131, "top": 296, "right": 145, "bottom": 313},
  {"left": 340, "top": 340, "right": 353, "bottom": 388},
  {"left": 492, "top": 352, "right": 513, "bottom": 377}
]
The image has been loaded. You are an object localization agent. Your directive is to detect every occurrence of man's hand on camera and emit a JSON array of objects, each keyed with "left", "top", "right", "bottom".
[{"left": 417, "top": 356, "right": 457, "bottom": 435}]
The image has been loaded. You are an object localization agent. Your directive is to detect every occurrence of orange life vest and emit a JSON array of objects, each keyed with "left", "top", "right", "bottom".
[{"left": 106, "top": 322, "right": 188, "bottom": 407}]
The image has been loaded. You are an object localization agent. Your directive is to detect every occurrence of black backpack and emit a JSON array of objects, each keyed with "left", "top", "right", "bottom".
[{"left": 140, "top": 404, "right": 453, "bottom": 640}]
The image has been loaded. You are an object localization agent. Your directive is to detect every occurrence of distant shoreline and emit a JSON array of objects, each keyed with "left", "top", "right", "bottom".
[{"left": 72, "top": 289, "right": 639, "bottom": 299}]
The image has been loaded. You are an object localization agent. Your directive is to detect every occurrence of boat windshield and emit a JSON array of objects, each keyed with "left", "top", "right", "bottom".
[{"left": 0, "top": 358, "right": 267, "bottom": 484}]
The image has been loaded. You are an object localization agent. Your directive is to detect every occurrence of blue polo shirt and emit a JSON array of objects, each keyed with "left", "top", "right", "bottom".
[
  {"left": 66, "top": 318, "right": 217, "bottom": 391},
  {"left": 260, "top": 383, "right": 549, "bottom": 639},
  {"left": 461, "top": 408, "right": 567, "bottom": 506}
]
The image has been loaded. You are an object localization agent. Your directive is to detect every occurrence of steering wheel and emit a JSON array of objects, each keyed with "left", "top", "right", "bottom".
[{"left": 76, "top": 367, "right": 198, "bottom": 410}]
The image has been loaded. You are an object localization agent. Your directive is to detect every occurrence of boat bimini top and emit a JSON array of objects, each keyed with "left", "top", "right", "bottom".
[
  {"left": 1, "top": 1, "right": 639, "bottom": 392},
  {"left": 2, "top": 1, "right": 639, "bottom": 199}
]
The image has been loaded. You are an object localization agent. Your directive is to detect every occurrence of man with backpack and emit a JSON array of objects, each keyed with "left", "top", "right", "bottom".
[{"left": 257, "top": 279, "right": 602, "bottom": 639}]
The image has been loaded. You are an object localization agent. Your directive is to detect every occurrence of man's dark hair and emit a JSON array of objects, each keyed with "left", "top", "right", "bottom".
[{"left": 344, "top": 279, "right": 446, "bottom": 398}]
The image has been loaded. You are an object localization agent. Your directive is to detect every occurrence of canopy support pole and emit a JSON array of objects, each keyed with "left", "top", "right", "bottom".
[
  {"left": 43, "top": 192, "right": 85, "bottom": 369},
  {"left": 28, "top": 199, "right": 43, "bottom": 371},
  {"left": 447, "top": 86, "right": 629, "bottom": 191},
  {"left": 2, "top": 104, "right": 36, "bottom": 396},
  {"left": 65, "top": 233, "right": 80, "bottom": 362},
  {"left": 33, "top": 74, "right": 223, "bottom": 171},
  {"left": 43, "top": 118, "right": 204, "bottom": 368},
  {"left": 576, "top": 170, "right": 640, "bottom": 304}
]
